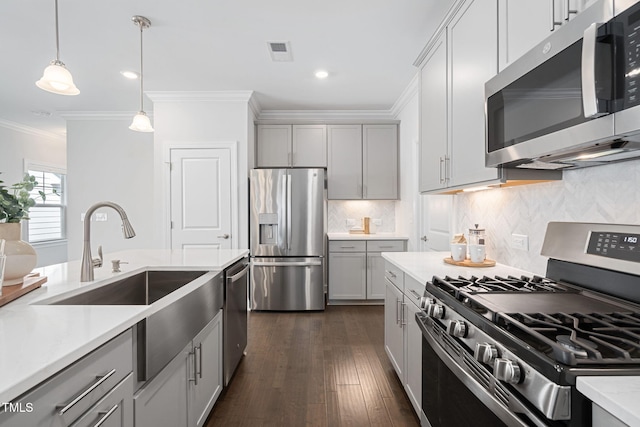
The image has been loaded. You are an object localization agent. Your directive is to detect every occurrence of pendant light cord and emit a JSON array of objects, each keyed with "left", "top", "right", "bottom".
[
  {"left": 54, "top": 0, "right": 60, "bottom": 61},
  {"left": 139, "top": 23, "right": 144, "bottom": 112}
]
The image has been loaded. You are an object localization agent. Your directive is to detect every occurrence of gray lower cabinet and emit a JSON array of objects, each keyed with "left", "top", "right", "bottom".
[
  {"left": 329, "top": 239, "right": 406, "bottom": 302},
  {"left": 383, "top": 261, "right": 422, "bottom": 418},
  {"left": 0, "top": 330, "right": 134, "bottom": 427},
  {"left": 134, "top": 310, "right": 223, "bottom": 427}
]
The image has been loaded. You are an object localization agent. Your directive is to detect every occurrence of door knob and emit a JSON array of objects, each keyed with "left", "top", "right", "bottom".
[
  {"left": 218, "top": 234, "right": 230, "bottom": 239},
  {"left": 421, "top": 236, "right": 428, "bottom": 242}
]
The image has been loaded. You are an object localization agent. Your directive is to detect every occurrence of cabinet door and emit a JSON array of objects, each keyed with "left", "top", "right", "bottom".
[
  {"left": 448, "top": 0, "right": 499, "bottom": 188},
  {"left": 292, "top": 125, "right": 327, "bottom": 167},
  {"left": 328, "top": 252, "right": 366, "bottom": 300},
  {"left": 134, "top": 344, "right": 190, "bottom": 427},
  {"left": 70, "top": 374, "right": 134, "bottom": 427},
  {"left": 419, "top": 31, "right": 448, "bottom": 193},
  {"left": 498, "top": 0, "right": 554, "bottom": 71},
  {"left": 366, "top": 252, "right": 386, "bottom": 300},
  {"left": 404, "top": 301, "right": 422, "bottom": 417},
  {"left": 190, "top": 310, "right": 223, "bottom": 427},
  {"left": 384, "top": 279, "right": 404, "bottom": 379},
  {"left": 363, "top": 124, "right": 398, "bottom": 199},
  {"left": 256, "top": 125, "right": 292, "bottom": 167},
  {"left": 327, "top": 125, "right": 363, "bottom": 199}
]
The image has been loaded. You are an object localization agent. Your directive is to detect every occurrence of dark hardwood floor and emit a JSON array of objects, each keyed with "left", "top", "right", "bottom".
[{"left": 206, "top": 305, "right": 420, "bottom": 427}]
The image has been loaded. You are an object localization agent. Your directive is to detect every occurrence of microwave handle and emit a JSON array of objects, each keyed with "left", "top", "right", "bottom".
[{"left": 581, "top": 22, "right": 608, "bottom": 119}]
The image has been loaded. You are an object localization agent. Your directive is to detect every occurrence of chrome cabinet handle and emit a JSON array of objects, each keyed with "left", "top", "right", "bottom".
[
  {"left": 439, "top": 157, "right": 444, "bottom": 184},
  {"left": 550, "top": 0, "right": 563, "bottom": 31},
  {"left": 218, "top": 234, "right": 230, "bottom": 239},
  {"left": 188, "top": 348, "right": 198, "bottom": 385},
  {"left": 93, "top": 404, "right": 119, "bottom": 427},
  {"left": 57, "top": 369, "right": 116, "bottom": 415},
  {"left": 565, "top": 0, "right": 577, "bottom": 21},
  {"left": 409, "top": 289, "right": 422, "bottom": 300},
  {"left": 396, "top": 298, "right": 401, "bottom": 325},
  {"left": 444, "top": 155, "right": 450, "bottom": 184},
  {"left": 421, "top": 236, "right": 428, "bottom": 242},
  {"left": 401, "top": 302, "right": 407, "bottom": 326},
  {"left": 196, "top": 344, "right": 203, "bottom": 379},
  {"left": 385, "top": 270, "right": 397, "bottom": 278},
  {"left": 340, "top": 245, "right": 356, "bottom": 249}
]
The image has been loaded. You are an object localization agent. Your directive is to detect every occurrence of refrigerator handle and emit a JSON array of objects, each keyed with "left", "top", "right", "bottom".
[{"left": 287, "top": 171, "right": 292, "bottom": 251}]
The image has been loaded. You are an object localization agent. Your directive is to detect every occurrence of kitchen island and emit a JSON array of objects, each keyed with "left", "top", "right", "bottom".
[{"left": 0, "top": 248, "right": 248, "bottom": 405}]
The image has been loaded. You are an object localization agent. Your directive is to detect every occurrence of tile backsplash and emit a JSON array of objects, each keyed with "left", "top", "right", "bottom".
[
  {"left": 328, "top": 200, "right": 396, "bottom": 233},
  {"left": 453, "top": 159, "right": 640, "bottom": 275}
]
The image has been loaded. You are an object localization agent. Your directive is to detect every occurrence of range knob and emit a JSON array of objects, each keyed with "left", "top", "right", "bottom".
[
  {"left": 474, "top": 343, "right": 498, "bottom": 365},
  {"left": 446, "top": 320, "right": 467, "bottom": 338},
  {"left": 421, "top": 297, "right": 434, "bottom": 310},
  {"left": 494, "top": 358, "right": 522, "bottom": 384},
  {"left": 428, "top": 303, "right": 445, "bottom": 319}
]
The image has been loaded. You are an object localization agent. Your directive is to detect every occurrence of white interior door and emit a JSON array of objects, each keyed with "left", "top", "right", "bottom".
[
  {"left": 170, "top": 148, "right": 232, "bottom": 249},
  {"left": 419, "top": 194, "right": 452, "bottom": 252}
]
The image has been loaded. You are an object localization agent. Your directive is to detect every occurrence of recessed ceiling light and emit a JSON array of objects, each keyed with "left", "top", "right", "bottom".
[
  {"left": 120, "top": 70, "right": 139, "bottom": 79},
  {"left": 30, "top": 110, "right": 52, "bottom": 117},
  {"left": 315, "top": 70, "right": 329, "bottom": 79}
]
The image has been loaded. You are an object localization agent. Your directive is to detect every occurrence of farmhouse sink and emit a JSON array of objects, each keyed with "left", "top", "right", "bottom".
[
  {"left": 49, "top": 270, "right": 208, "bottom": 306},
  {"left": 47, "top": 269, "right": 223, "bottom": 382}
]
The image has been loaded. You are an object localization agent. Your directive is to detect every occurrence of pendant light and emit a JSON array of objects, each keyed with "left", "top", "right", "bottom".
[
  {"left": 36, "top": 0, "right": 80, "bottom": 95},
  {"left": 129, "top": 15, "right": 154, "bottom": 132}
]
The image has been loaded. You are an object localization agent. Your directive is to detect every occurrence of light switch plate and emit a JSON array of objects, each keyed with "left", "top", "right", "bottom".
[
  {"left": 346, "top": 219, "right": 356, "bottom": 226},
  {"left": 372, "top": 218, "right": 382, "bottom": 226}
]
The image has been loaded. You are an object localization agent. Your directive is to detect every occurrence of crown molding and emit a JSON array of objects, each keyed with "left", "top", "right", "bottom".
[
  {"left": 0, "top": 119, "right": 65, "bottom": 141},
  {"left": 256, "top": 109, "right": 396, "bottom": 122},
  {"left": 146, "top": 90, "right": 255, "bottom": 103},
  {"left": 248, "top": 93, "right": 262, "bottom": 117},
  {"left": 58, "top": 111, "right": 152, "bottom": 120},
  {"left": 390, "top": 73, "right": 419, "bottom": 118}
]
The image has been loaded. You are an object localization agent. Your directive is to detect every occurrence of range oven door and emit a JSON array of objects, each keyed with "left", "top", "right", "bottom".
[{"left": 418, "top": 313, "right": 547, "bottom": 427}]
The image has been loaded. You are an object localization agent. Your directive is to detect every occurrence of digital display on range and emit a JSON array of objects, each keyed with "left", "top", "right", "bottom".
[{"left": 586, "top": 231, "right": 640, "bottom": 262}]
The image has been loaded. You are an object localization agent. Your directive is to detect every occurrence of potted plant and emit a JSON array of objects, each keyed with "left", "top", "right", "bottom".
[{"left": 0, "top": 174, "right": 48, "bottom": 286}]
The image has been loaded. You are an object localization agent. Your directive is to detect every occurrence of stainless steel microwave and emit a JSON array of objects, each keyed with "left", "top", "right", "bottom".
[{"left": 485, "top": 0, "right": 640, "bottom": 169}]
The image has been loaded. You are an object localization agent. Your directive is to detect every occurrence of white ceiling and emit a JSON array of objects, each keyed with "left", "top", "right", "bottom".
[{"left": 0, "top": 0, "right": 448, "bottom": 136}]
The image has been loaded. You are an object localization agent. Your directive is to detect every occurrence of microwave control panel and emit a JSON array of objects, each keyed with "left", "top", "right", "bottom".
[{"left": 621, "top": 5, "right": 640, "bottom": 107}]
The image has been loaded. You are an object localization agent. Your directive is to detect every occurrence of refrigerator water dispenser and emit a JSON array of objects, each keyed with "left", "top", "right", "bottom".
[{"left": 258, "top": 213, "right": 278, "bottom": 244}]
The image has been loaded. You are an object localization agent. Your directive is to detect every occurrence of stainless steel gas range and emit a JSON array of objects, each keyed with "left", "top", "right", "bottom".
[{"left": 416, "top": 222, "right": 640, "bottom": 427}]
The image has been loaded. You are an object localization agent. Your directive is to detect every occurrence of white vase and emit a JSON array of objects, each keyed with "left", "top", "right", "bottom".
[{"left": 0, "top": 223, "right": 37, "bottom": 286}]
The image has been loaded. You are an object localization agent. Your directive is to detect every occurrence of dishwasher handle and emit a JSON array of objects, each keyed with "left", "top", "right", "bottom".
[{"left": 227, "top": 264, "right": 249, "bottom": 283}]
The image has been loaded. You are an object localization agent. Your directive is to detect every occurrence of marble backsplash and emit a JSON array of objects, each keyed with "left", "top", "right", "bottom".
[
  {"left": 453, "top": 159, "right": 640, "bottom": 275},
  {"left": 328, "top": 200, "right": 396, "bottom": 233}
]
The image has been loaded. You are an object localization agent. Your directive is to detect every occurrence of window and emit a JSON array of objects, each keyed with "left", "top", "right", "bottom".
[{"left": 24, "top": 165, "right": 66, "bottom": 243}]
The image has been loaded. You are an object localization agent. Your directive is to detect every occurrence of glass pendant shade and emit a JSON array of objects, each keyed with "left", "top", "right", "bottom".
[
  {"left": 36, "top": 61, "right": 80, "bottom": 95},
  {"left": 129, "top": 111, "right": 154, "bottom": 132}
]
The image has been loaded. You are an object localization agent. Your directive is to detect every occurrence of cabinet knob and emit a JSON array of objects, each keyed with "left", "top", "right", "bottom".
[{"left": 421, "top": 235, "right": 428, "bottom": 242}]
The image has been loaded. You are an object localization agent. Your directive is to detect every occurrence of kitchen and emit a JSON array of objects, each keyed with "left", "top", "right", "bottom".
[{"left": 1, "top": 0, "right": 640, "bottom": 426}]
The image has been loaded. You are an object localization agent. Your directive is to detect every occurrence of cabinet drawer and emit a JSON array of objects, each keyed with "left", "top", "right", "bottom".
[
  {"left": 329, "top": 240, "right": 366, "bottom": 253},
  {"left": 404, "top": 275, "right": 426, "bottom": 308},
  {"left": 69, "top": 374, "right": 133, "bottom": 427},
  {"left": 0, "top": 330, "right": 133, "bottom": 427},
  {"left": 384, "top": 261, "right": 404, "bottom": 289},
  {"left": 367, "top": 240, "right": 405, "bottom": 252}
]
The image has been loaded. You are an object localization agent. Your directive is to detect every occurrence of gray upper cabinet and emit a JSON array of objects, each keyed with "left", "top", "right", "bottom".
[
  {"left": 419, "top": 0, "right": 498, "bottom": 193},
  {"left": 256, "top": 124, "right": 327, "bottom": 168},
  {"left": 498, "top": 0, "right": 593, "bottom": 71},
  {"left": 328, "top": 124, "right": 398, "bottom": 200}
]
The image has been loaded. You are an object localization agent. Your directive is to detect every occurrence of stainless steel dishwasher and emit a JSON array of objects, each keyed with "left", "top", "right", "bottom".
[{"left": 224, "top": 258, "right": 248, "bottom": 386}]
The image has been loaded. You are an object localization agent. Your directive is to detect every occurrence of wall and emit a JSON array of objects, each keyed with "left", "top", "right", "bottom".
[
  {"left": 150, "top": 92, "right": 253, "bottom": 250},
  {"left": 453, "top": 159, "right": 640, "bottom": 275},
  {"left": 0, "top": 122, "right": 68, "bottom": 266},
  {"left": 328, "top": 200, "right": 396, "bottom": 233},
  {"left": 66, "top": 118, "right": 155, "bottom": 261}
]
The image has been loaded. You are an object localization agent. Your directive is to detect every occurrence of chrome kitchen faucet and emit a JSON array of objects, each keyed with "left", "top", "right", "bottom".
[{"left": 80, "top": 201, "right": 136, "bottom": 282}]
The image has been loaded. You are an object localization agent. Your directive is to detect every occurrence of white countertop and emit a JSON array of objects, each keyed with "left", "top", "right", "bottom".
[
  {"left": 327, "top": 232, "right": 409, "bottom": 241},
  {"left": 0, "top": 248, "right": 248, "bottom": 404},
  {"left": 383, "top": 251, "right": 640, "bottom": 427},
  {"left": 577, "top": 377, "right": 640, "bottom": 427},
  {"left": 381, "top": 251, "right": 532, "bottom": 285}
]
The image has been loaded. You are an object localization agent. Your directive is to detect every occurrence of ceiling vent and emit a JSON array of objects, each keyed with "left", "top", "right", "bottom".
[{"left": 267, "top": 41, "right": 293, "bottom": 62}]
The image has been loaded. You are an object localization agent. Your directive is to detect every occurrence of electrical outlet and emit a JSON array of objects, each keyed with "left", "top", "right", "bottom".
[
  {"left": 511, "top": 234, "right": 529, "bottom": 251},
  {"left": 372, "top": 218, "right": 382, "bottom": 226},
  {"left": 346, "top": 218, "right": 356, "bottom": 227},
  {"left": 96, "top": 213, "right": 108, "bottom": 222}
]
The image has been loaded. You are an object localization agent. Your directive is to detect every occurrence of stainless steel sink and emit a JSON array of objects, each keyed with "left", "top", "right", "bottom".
[
  {"left": 49, "top": 269, "right": 223, "bottom": 383},
  {"left": 50, "top": 270, "right": 208, "bottom": 306}
]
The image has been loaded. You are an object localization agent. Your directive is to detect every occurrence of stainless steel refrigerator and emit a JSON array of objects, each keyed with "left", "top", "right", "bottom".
[{"left": 249, "top": 168, "right": 326, "bottom": 311}]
